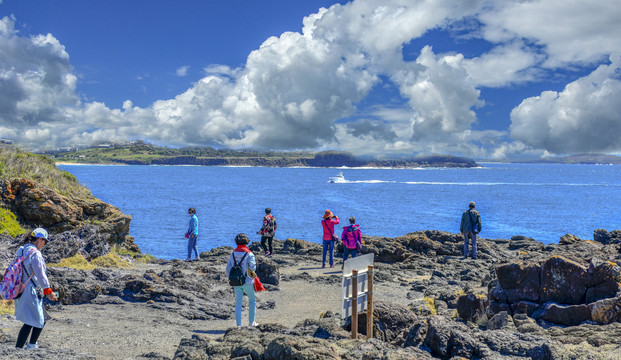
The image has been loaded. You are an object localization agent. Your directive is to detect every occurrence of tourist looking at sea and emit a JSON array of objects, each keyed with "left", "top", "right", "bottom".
[
  {"left": 460, "top": 201, "right": 482, "bottom": 259},
  {"left": 321, "top": 210, "right": 340, "bottom": 268},
  {"left": 185, "top": 208, "right": 199, "bottom": 261},
  {"left": 258, "top": 208, "right": 277, "bottom": 256}
]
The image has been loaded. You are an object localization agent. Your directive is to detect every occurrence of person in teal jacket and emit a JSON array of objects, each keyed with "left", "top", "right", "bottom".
[
  {"left": 186, "top": 208, "right": 199, "bottom": 261},
  {"left": 15, "top": 228, "right": 58, "bottom": 349}
]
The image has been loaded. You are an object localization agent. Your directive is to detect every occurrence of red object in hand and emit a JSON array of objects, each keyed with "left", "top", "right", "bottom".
[{"left": 185, "top": 233, "right": 190, "bottom": 239}]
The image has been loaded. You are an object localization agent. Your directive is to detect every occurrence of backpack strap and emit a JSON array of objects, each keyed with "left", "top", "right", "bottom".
[
  {"left": 233, "top": 252, "right": 248, "bottom": 267},
  {"left": 323, "top": 220, "right": 335, "bottom": 237},
  {"left": 20, "top": 248, "right": 38, "bottom": 288}
]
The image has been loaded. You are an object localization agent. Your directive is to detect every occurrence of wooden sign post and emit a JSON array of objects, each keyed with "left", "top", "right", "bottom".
[{"left": 341, "top": 254, "right": 375, "bottom": 339}]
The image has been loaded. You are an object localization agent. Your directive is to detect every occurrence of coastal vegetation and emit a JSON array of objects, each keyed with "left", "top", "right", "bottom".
[
  {"left": 0, "top": 146, "right": 92, "bottom": 199},
  {"left": 46, "top": 142, "right": 479, "bottom": 168}
]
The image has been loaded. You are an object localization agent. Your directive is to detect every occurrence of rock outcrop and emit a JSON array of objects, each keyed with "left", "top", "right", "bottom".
[
  {"left": 0, "top": 178, "right": 137, "bottom": 254},
  {"left": 488, "top": 256, "right": 621, "bottom": 326}
]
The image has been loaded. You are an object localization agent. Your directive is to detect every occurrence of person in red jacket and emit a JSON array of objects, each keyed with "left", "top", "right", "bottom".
[
  {"left": 321, "top": 209, "right": 339, "bottom": 268},
  {"left": 341, "top": 216, "right": 361, "bottom": 268}
]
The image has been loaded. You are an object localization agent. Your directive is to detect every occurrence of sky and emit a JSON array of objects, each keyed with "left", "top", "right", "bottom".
[{"left": 0, "top": 0, "right": 620, "bottom": 160}]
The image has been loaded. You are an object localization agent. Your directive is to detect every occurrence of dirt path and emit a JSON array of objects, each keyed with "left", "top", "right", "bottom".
[{"left": 1, "top": 257, "right": 414, "bottom": 359}]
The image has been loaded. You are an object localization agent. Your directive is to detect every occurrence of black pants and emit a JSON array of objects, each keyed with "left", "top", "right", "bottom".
[
  {"left": 16, "top": 323, "right": 44, "bottom": 348},
  {"left": 261, "top": 236, "right": 273, "bottom": 253}
]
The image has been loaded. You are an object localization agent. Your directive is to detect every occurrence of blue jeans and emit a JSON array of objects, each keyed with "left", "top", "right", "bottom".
[
  {"left": 342, "top": 247, "right": 357, "bottom": 268},
  {"left": 234, "top": 282, "right": 256, "bottom": 326},
  {"left": 463, "top": 231, "right": 477, "bottom": 258},
  {"left": 322, "top": 240, "right": 335, "bottom": 266},
  {"left": 187, "top": 235, "right": 198, "bottom": 259}
]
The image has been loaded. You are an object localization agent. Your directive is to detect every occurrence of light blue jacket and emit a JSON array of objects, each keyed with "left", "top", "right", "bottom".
[
  {"left": 187, "top": 214, "right": 199, "bottom": 236},
  {"left": 225, "top": 251, "right": 256, "bottom": 286},
  {"left": 14, "top": 244, "right": 50, "bottom": 328}
]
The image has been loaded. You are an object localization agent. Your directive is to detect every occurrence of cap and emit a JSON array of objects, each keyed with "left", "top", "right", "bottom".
[{"left": 31, "top": 228, "right": 48, "bottom": 240}]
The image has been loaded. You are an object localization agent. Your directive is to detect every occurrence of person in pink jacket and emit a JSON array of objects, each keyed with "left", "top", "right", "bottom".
[{"left": 321, "top": 209, "right": 339, "bottom": 268}]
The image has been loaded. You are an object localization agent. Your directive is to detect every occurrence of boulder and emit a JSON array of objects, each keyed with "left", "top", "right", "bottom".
[
  {"left": 532, "top": 302, "right": 591, "bottom": 326},
  {"left": 456, "top": 294, "right": 487, "bottom": 322},
  {"left": 540, "top": 256, "right": 588, "bottom": 304},
  {"left": 256, "top": 258, "right": 280, "bottom": 286}
]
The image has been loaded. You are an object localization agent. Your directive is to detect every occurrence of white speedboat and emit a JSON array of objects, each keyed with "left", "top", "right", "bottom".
[{"left": 328, "top": 171, "right": 346, "bottom": 183}]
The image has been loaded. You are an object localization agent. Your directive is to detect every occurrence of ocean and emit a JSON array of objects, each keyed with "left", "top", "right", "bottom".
[{"left": 58, "top": 163, "right": 621, "bottom": 260}]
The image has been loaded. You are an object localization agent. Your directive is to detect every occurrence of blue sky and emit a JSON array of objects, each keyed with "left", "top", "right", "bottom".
[{"left": 1, "top": 0, "right": 620, "bottom": 159}]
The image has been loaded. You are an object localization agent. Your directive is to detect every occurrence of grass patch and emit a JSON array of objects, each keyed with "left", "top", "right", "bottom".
[
  {"left": 49, "top": 251, "right": 134, "bottom": 270},
  {"left": 91, "top": 251, "right": 133, "bottom": 268},
  {"left": 0, "top": 146, "right": 93, "bottom": 199},
  {"left": 0, "top": 208, "right": 26, "bottom": 237},
  {"left": 0, "top": 300, "right": 14, "bottom": 315},
  {"left": 48, "top": 254, "right": 97, "bottom": 270}
]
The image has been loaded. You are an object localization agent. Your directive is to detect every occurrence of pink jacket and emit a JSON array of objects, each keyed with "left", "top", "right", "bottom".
[
  {"left": 341, "top": 224, "right": 361, "bottom": 249},
  {"left": 322, "top": 217, "right": 340, "bottom": 240}
]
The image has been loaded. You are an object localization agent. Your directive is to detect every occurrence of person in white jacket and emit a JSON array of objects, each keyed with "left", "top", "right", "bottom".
[
  {"left": 15, "top": 228, "right": 58, "bottom": 349},
  {"left": 225, "top": 233, "right": 258, "bottom": 327}
]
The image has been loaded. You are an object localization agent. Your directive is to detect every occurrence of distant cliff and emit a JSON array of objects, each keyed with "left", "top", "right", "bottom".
[{"left": 48, "top": 144, "right": 480, "bottom": 168}]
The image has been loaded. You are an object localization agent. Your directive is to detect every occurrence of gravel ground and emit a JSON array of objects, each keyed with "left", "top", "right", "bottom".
[{"left": 0, "top": 255, "right": 410, "bottom": 359}]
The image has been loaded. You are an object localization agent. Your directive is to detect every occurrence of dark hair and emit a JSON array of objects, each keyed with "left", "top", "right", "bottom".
[
  {"left": 235, "top": 233, "right": 250, "bottom": 245},
  {"left": 23, "top": 232, "right": 46, "bottom": 245},
  {"left": 188, "top": 208, "right": 196, "bottom": 214},
  {"left": 265, "top": 208, "right": 271, "bottom": 214},
  {"left": 349, "top": 216, "right": 356, "bottom": 224}
]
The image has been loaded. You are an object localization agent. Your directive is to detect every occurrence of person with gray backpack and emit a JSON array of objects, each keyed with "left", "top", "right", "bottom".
[
  {"left": 460, "top": 201, "right": 482, "bottom": 259},
  {"left": 225, "top": 233, "right": 258, "bottom": 327}
]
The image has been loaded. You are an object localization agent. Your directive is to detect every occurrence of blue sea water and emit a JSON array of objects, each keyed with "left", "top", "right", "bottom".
[{"left": 58, "top": 163, "right": 621, "bottom": 260}]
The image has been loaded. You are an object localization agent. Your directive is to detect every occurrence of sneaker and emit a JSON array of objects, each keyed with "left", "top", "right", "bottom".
[
  {"left": 264, "top": 251, "right": 270, "bottom": 256},
  {"left": 26, "top": 343, "right": 38, "bottom": 349},
  {"left": 193, "top": 257, "right": 200, "bottom": 261},
  {"left": 250, "top": 321, "right": 259, "bottom": 327},
  {"left": 184, "top": 257, "right": 191, "bottom": 262},
  {"left": 330, "top": 264, "right": 335, "bottom": 268},
  {"left": 322, "top": 264, "right": 326, "bottom": 268}
]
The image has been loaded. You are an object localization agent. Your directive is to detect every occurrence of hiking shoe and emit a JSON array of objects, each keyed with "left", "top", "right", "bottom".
[
  {"left": 250, "top": 321, "right": 259, "bottom": 327},
  {"left": 26, "top": 343, "right": 38, "bottom": 349},
  {"left": 184, "top": 257, "right": 191, "bottom": 262}
]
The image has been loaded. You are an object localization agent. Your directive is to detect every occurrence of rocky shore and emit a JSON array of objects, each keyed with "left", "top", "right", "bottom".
[{"left": 1, "top": 228, "right": 621, "bottom": 359}]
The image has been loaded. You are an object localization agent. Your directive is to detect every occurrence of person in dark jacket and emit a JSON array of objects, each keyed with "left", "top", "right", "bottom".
[
  {"left": 460, "top": 201, "right": 482, "bottom": 259},
  {"left": 257, "top": 208, "right": 277, "bottom": 256}
]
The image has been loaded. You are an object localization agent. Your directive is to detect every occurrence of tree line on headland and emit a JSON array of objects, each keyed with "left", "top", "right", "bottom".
[{"left": 46, "top": 142, "right": 480, "bottom": 168}]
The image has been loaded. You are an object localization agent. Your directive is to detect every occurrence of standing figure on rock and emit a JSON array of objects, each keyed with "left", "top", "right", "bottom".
[
  {"left": 321, "top": 209, "right": 340, "bottom": 268},
  {"left": 225, "top": 233, "right": 259, "bottom": 327},
  {"left": 341, "top": 216, "right": 362, "bottom": 269},
  {"left": 15, "top": 228, "right": 58, "bottom": 349},
  {"left": 185, "top": 207, "right": 199, "bottom": 261},
  {"left": 460, "top": 201, "right": 482, "bottom": 259},
  {"left": 258, "top": 208, "right": 277, "bottom": 256}
]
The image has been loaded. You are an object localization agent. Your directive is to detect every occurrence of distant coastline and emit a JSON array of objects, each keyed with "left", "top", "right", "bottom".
[{"left": 46, "top": 143, "right": 481, "bottom": 168}]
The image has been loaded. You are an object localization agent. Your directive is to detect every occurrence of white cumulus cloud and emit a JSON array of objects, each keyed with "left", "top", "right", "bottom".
[{"left": 510, "top": 54, "right": 621, "bottom": 154}]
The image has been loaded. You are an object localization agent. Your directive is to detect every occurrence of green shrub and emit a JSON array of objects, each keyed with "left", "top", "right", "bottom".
[{"left": 0, "top": 208, "right": 25, "bottom": 237}]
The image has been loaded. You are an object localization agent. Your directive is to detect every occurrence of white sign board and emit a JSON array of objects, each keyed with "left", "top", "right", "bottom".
[{"left": 341, "top": 253, "right": 374, "bottom": 319}]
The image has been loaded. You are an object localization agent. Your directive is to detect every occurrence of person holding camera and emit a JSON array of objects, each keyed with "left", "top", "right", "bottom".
[{"left": 321, "top": 209, "right": 340, "bottom": 268}]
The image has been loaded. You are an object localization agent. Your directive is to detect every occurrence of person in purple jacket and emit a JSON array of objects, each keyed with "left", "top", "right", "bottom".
[{"left": 341, "top": 216, "right": 361, "bottom": 268}]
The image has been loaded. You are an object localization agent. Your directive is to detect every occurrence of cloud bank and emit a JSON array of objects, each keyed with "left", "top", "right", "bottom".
[{"left": 1, "top": 0, "right": 620, "bottom": 158}]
